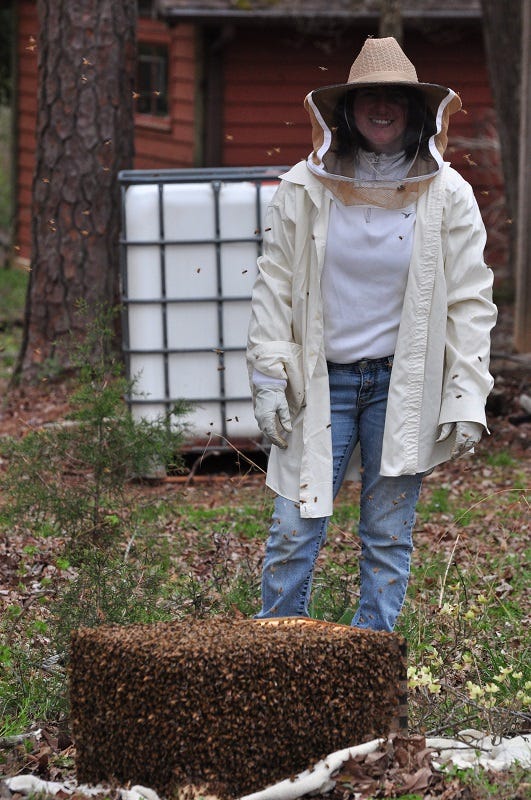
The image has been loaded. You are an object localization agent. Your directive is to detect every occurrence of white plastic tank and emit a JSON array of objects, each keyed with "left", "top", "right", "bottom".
[{"left": 120, "top": 168, "right": 284, "bottom": 447}]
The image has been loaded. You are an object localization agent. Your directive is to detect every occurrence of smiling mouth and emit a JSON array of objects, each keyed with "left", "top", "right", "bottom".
[{"left": 370, "top": 118, "right": 393, "bottom": 126}]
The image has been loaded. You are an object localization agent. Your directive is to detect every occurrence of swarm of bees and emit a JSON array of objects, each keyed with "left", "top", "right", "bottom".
[{"left": 71, "top": 617, "right": 406, "bottom": 799}]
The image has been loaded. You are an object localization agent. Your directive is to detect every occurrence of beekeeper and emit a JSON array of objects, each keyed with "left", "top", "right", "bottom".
[{"left": 247, "top": 36, "right": 497, "bottom": 631}]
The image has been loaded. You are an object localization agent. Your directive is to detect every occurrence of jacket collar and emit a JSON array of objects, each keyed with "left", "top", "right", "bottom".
[{"left": 279, "top": 161, "right": 325, "bottom": 208}]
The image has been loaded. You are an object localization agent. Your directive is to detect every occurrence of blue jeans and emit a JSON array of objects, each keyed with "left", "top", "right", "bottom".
[{"left": 256, "top": 356, "right": 423, "bottom": 632}]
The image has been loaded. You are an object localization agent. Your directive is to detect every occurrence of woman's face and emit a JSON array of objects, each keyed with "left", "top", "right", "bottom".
[{"left": 352, "top": 87, "right": 409, "bottom": 154}]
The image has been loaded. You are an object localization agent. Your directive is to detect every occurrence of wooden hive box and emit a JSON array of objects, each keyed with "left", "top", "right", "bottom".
[{"left": 70, "top": 617, "right": 407, "bottom": 799}]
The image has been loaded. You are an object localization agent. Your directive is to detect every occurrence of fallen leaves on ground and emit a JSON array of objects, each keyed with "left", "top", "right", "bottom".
[{"left": 332, "top": 734, "right": 453, "bottom": 798}]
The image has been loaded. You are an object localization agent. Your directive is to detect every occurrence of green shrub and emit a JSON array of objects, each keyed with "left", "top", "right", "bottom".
[
  {"left": 0, "top": 303, "right": 190, "bottom": 558},
  {"left": 0, "top": 304, "right": 192, "bottom": 729}
]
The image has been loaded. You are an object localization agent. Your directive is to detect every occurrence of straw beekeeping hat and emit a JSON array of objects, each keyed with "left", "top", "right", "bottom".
[
  {"left": 311, "top": 36, "right": 462, "bottom": 126},
  {"left": 304, "top": 36, "right": 462, "bottom": 208}
]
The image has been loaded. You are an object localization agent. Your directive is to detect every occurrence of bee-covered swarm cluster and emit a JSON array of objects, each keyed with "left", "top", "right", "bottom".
[{"left": 70, "top": 618, "right": 405, "bottom": 799}]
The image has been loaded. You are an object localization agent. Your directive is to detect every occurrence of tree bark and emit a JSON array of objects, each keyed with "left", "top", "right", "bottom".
[
  {"left": 514, "top": 0, "right": 531, "bottom": 351},
  {"left": 16, "top": 0, "right": 136, "bottom": 379},
  {"left": 379, "top": 0, "right": 403, "bottom": 44},
  {"left": 479, "top": 0, "right": 521, "bottom": 228}
]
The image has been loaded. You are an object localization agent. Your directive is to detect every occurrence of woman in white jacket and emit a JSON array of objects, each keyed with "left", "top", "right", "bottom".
[{"left": 247, "top": 36, "right": 497, "bottom": 631}]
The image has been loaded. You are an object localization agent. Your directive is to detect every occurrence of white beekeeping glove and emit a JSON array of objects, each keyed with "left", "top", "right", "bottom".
[
  {"left": 254, "top": 386, "right": 292, "bottom": 449},
  {"left": 437, "top": 421, "right": 483, "bottom": 459}
]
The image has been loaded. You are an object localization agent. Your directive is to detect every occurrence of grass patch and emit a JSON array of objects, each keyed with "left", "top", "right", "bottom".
[
  {"left": 485, "top": 450, "right": 516, "bottom": 468},
  {"left": 399, "top": 477, "right": 530, "bottom": 738},
  {"left": 0, "top": 104, "right": 12, "bottom": 232},
  {"left": 417, "top": 485, "right": 451, "bottom": 522},
  {"left": 309, "top": 570, "right": 358, "bottom": 623},
  {"left": 0, "top": 265, "right": 27, "bottom": 322},
  {"left": 0, "top": 265, "right": 27, "bottom": 383},
  {"left": 439, "top": 764, "right": 530, "bottom": 800}
]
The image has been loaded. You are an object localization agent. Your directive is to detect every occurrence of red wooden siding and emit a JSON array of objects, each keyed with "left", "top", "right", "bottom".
[
  {"left": 415, "top": 33, "right": 507, "bottom": 268},
  {"left": 15, "top": 0, "right": 39, "bottom": 260}
]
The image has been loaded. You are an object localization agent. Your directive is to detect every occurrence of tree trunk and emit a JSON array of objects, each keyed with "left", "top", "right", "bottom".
[
  {"left": 379, "top": 0, "right": 403, "bottom": 44},
  {"left": 514, "top": 0, "right": 531, "bottom": 351},
  {"left": 16, "top": 0, "right": 137, "bottom": 379},
  {"left": 480, "top": 0, "right": 521, "bottom": 233}
]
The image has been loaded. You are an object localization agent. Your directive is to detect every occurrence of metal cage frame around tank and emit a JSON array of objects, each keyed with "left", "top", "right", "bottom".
[{"left": 118, "top": 166, "right": 289, "bottom": 447}]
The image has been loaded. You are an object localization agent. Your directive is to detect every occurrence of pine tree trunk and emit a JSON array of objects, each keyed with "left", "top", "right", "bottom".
[
  {"left": 480, "top": 0, "right": 521, "bottom": 226},
  {"left": 379, "top": 0, "right": 403, "bottom": 44},
  {"left": 16, "top": 0, "right": 136, "bottom": 379}
]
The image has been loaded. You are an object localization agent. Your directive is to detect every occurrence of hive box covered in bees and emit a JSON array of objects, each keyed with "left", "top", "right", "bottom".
[{"left": 70, "top": 617, "right": 407, "bottom": 799}]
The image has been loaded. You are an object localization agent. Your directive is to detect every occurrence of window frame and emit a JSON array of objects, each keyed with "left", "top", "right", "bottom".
[{"left": 135, "top": 41, "right": 170, "bottom": 119}]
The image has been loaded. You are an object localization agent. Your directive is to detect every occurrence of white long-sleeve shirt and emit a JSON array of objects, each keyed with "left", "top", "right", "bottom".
[
  {"left": 321, "top": 149, "right": 416, "bottom": 362},
  {"left": 321, "top": 200, "right": 416, "bottom": 362}
]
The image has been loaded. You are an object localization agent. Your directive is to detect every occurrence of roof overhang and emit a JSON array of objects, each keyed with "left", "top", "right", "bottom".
[{"left": 156, "top": 1, "right": 482, "bottom": 24}]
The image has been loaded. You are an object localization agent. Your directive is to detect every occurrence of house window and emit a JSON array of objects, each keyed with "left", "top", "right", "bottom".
[{"left": 136, "top": 43, "right": 169, "bottom": 116}]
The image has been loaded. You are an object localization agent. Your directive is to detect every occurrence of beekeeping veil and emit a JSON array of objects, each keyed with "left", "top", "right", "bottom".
[{"left": 305, "top": 36, "right": 462, "bottom": 208}]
